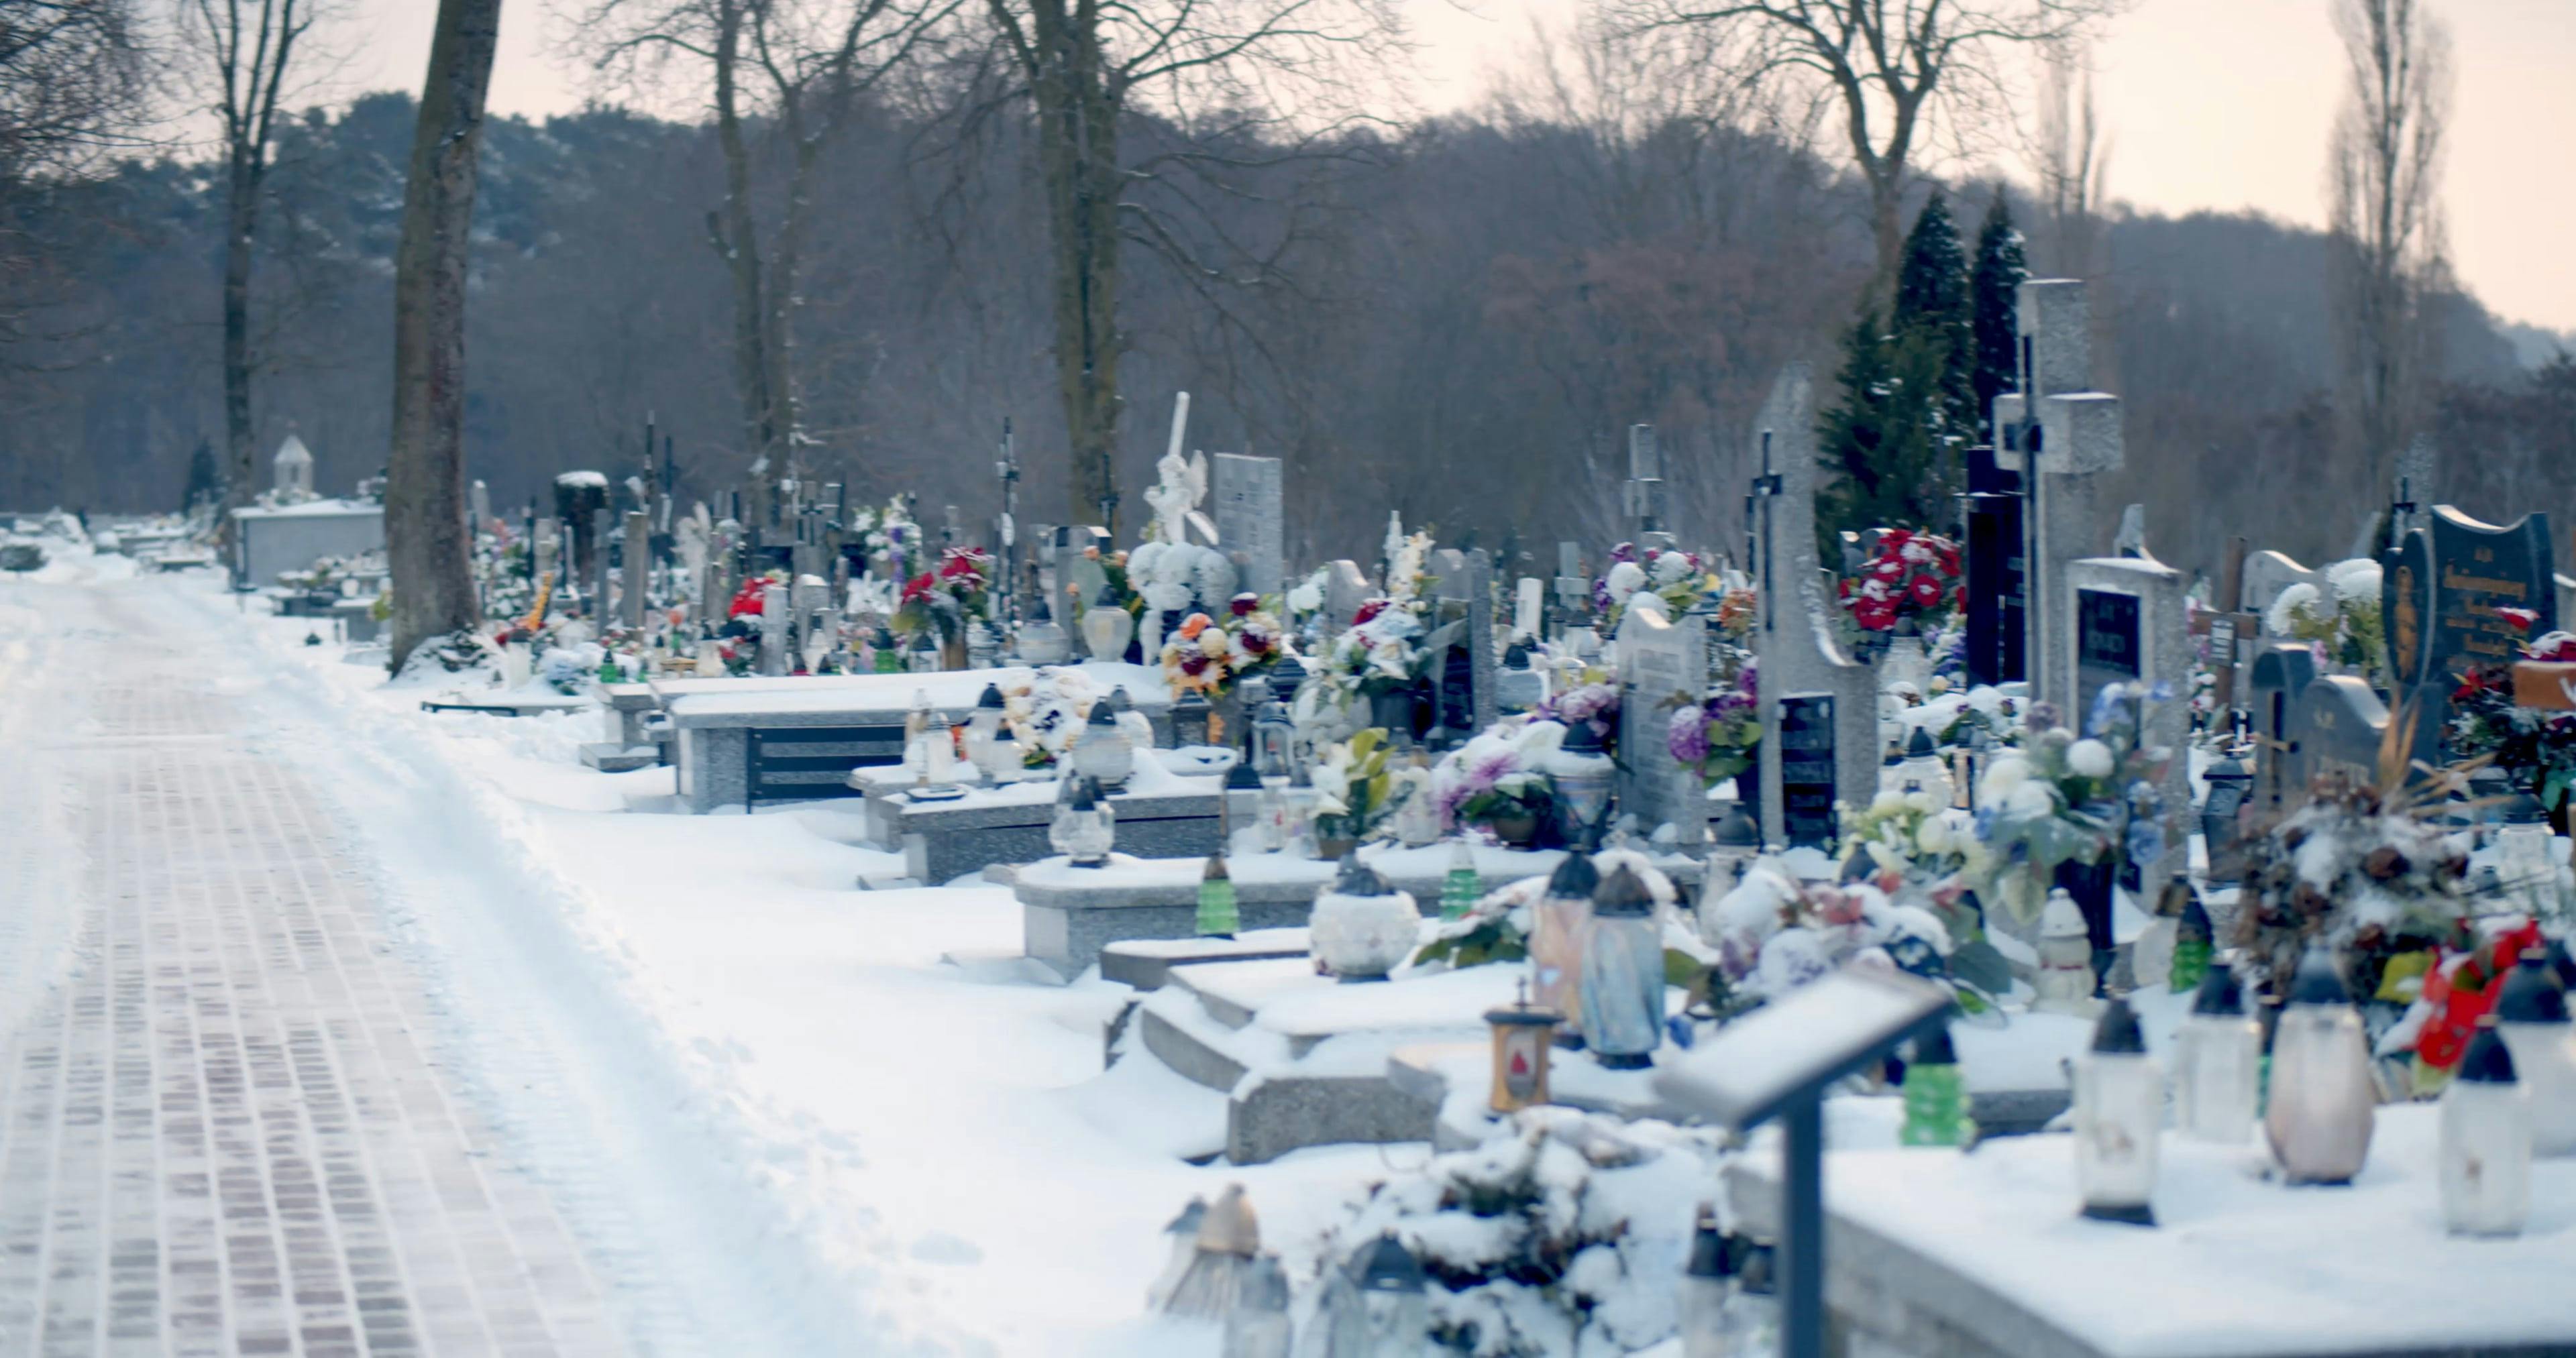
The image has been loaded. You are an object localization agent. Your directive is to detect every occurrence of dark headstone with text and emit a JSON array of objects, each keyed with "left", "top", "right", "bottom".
[
  {"left": 2075, "top": 587, "right": 2143, "bottom": 723},
  {"left": 1777, "top": 693, "right": 1840, "bottom": 850}
]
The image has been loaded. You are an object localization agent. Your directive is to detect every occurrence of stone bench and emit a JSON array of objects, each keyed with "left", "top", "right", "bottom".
[{"left": 661, "top": 663, "right": 1175, "bottom": 813}]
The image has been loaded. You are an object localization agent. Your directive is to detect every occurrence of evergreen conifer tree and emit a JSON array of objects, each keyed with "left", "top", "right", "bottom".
[
  {"left": 1819, "top": 194, "right": 1978, "bottom": 545},
  {"left": 1970, "top": 190, "right": 2030, "bottom": 440}
]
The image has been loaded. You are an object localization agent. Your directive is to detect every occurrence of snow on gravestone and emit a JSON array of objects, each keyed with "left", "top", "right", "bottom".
[
  {"left": 1323, "top": 560, "right": 1373, "bottom": 638},
  {"left": 2387, "top": 505, "right": 2557, "bottom": 765},
  {"left": 1748, "top": 363, "right": 1879, "bottom": 851},
  {"left": 1615, "top": 607, "right": 1707, "bottom": 846},
  {"left": 2065, "top": 554, "right": 2191, "bottom": 897},
  {"left": 1210, "top": 453, "right": 1285, "bottom": 600},
  {"left": 1992, "top": 279, "right": 2124, "bottom": 721}
]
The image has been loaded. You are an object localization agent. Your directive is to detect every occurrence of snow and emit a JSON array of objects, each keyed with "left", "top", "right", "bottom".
[
  {"left": 230, "top": 496, "right": 382, "bottom": 520},
  {"left": 668, "top": 662, "right": 1171, "bottom": 718},
  {"left": 48, "top": 557, "right": 1405, "bottom": 1355}
]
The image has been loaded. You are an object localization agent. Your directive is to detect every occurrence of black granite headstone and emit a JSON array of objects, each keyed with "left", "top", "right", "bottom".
[
  {"left": 1964, "top": 444, "right": 2027, "bottom": 689},
  {"left": 1778, "top": 693, "right": 1840, "bottom": 850},
  {"left": 2293, "top": 676, "right": 2390, "bottom": 792},
  {"left": 2075, "top": 587, "right": 2143, "bottom": 724}
]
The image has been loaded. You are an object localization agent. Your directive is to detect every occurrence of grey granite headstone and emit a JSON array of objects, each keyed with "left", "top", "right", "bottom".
[
  {"left": 2247, "top": 642, "right": 2320, "bottom": 813},
  {"left": 623, "top": 509, "right": 651, "bottom": 632},
  {"left": 2292, "top": 675, "right": 2390, "bottom": 794},
  {"left": 1551, "top": 542, "right": 1587, "bottom": 639},
  {"left": 2065, "top": 554, "right": 2191, "bottom": 895},
  {"left": 1323, "top": 559, "right": 1373, "bottom": 637},
  {"left": 1615, "top": 606, "right": 1707, "bottom": 846},
  {"left": 1992, "top": 279, "right": 2125, "bottom": 722},
  {"left": 2383, "top": 506, "right": 2559, "bottom": 765},
  {"left": 759, "top": 584, "right": 789, "bottom": 675},
  {"left": 592, "top": 508, "right": 614, "bottom": 622},
  {"left": 1210, "top": 453, "right": 1285, "bottom": 598},
  {"left": 1466, "top": 548, "right": 1499, "bottom": 734},
  {"left": 1749, "top": 365, "right": 1879, "bottom": 850},
  {"left": 2239, "top": 549, "right": 2326, "bottom": 622}
]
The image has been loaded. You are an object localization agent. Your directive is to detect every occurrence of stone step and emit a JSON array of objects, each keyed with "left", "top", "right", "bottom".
[
  {"left": 578, "top": 741, "right": 660, "bottom": 773},
  {"left": 1099, "top": 929, "right": 1310, "bottom": 991}
]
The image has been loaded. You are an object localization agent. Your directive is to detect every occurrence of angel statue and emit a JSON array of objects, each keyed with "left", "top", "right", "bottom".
[{"left": 1143, "top": 447, "right": 1216, "bottom": 547}]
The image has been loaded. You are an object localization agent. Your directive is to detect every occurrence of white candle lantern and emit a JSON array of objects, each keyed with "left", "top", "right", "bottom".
[
  {"left": 1048, "top": 775, "right": 1116, "bottom": 866},
  {"left": 965, "top": 682, "right": 1009, "bottom": 780},
  {"left": 2440, "top": 1017, "right": 2531, "bottom": 1237},
  {"left": 1529, "top": 852, "right": 1599, "bottom": 1047},
  {"left": 2174, "top": 957, "right": 2261, "bottom": 1144},
  {"left": 1073, "top": 697, "right": 1134, "bottom": 788},
  {"left": 2264, "top": 943, "right": 2377, "bottom": 1185},
  {"left": 1578, "top": 864, "right": 1666, "bottom": 1069},
  {"left": 2495, "top": 947, "right": 2576, "bottom": 1157},
  {"left": 1307, "top": 854, "right": 1421, "bottom": 982},
  {"left": 2074, "top": 996, "right": 2160, "bottom": 1225}
]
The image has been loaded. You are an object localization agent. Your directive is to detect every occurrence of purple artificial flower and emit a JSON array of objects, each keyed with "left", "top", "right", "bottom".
[{"left": 1668, "top": 705, "right": 1711, "bottom": 765}]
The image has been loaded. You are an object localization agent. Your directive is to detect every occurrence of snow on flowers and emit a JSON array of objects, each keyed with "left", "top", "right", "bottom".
[
  {"left": 1157, "top": 596, "right": 1284, "bottom": 696},
  {"left": 1841, "top": 526, "right": 1962, "bottom": 632}
]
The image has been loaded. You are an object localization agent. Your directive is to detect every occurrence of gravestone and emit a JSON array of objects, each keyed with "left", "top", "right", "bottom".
[
  {"left": 2239, "top": 549, "right": 2326, "bottom": 624},
  {"left": 1961, "top": 442, "right": 2027, "bottom": 687},
  {"left": 1615, "top": 607, "right": 1709, "bottom": 846},
  {"left": 623, "top": 509, "right": 651, "bottom": 633},
  {"left": 2292, "top": 676, "right": 2391, "bottom": 793},
  {"left": 1992, "top": 280, "right": 2125, "bottom": 721},
  {"left": 2384, "top": 505, "right": 2559, "bottom": 765},
  {"left": 1423, "top": 549, "right": 1499, "bottom": 743},
  {"left": 1551, "top": 543, "right": 1587, "bottom": 640},
  {"left": 2065, "top": 553, "right": 2192, "bottom": 894},
  {"left": 591, "top": 508, "right": 614, "bottom": 622},
  {"left": 1622, "top": 424, "right": 1673, "bottom": 551},
  {"left": 1323, "top": 560, "right": 1373, "bottom": 636},
  {"left": 1049, "top": 524, "right": 1111, "bottom": 626},
  {"left": 470, "top": 479, "right": 491, "bottom": 532},
  {"left": 2188, "top": 536, "right": 2260, "bottom": 716},
  {"left": 758, "top": 583, "right": 790, "bottom": 675},
  {"left": 1210, "top": 453, "right": 1285, "bottom": 599},
  {"left": 533, "top": 517, "right": 559, "bottom": 589},
  {"left": 1748, "top": 364, "right": 1879, "bottom": 850},
  {"left": 1513, "top": 576, "right": 1543, "bottom": 641},
  {"left": 2247, "top": 643, "right": 2321, "bottom": 813}
]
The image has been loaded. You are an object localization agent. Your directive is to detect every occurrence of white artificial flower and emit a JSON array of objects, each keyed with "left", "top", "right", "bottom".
[
  {"left": 1627, "top": 590, "right": 1670, "bottom": 620},
  {"left": 1605, "top": 561, "right": 1647, "bottom": 604},
  {"left": 1915, "top": 817, "right": 1953, "bottom": 855},
  {"left": 1650, "top": 551, "right": 1693, "bottom": 585},
  {"left": 2005, "top": 779, "right": 2058, "bottom": 821},
  {"left": 2067, "top": 738, "right": 2114, "bottom": 779},
  {"left": 1906, "top": 790, "right": 1939, "bottom": 813},
  {"left": 1288, "top": 581, "right": 1324, "bottom": 614},
  {"left": 2267, "top": 581, "right": 2323, "bottom": 635},
  {"left": 1872, "top": 789, "right": 1904, "bottom": 811},
  {"left": 1978, "top": 754, "right": 2030, "bottom": 801},
  {"left": 2327, "top": 558, "right": 2383, "bottom": 606}
]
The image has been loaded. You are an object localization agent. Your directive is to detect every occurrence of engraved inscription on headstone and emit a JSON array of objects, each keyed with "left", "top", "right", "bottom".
[
  {"left": 1776, "top": 693, "right": 1839, "bottom": 850},
  {"left": 1210, "top": 453, "right": 1285, "bottom": 598},
  {"left": 2074, "top": 587, "right": 2142, "bottom": 722},
  {"left": 2294, "top": 676, "right": 2390, "bottom": 793},
  {"left": 1616, "top": 609, "right": 1709, "bottom": 845}
]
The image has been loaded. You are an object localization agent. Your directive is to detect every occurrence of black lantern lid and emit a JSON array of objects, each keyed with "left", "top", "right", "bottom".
[
  {"left": 1093, "top": 579, "right": 1124, "bottom": 608},
  {"left": 1544, "top": 850, "right": 1600, "bottom": 901},
  {"left": 1108, "top": 685, "right": 1134, "bottom": 714},
  {"left": 1028, "top": 593, "right": 1054, "bottom": 624},
  {"left": 1065, "top": 775, "right": 1102, "bottom": 811},
  {"left": 2498, "top": 948, "right": 2571, "bottom": 1025},
  {"left": 1163, "top": 1198, "right": 1207, "bottom": 1237},
  {"left": 1505, "top": 639, "right": 1532, "bottom": 669},
  {"left": 2178, "top": 893, "right": 2212, "bottom": 944},
  {"left": 2090, "top": 995, "right": 2147, "bottom": 1054},
  {"left": 1905, "top": 724, "right": 1936, "bottom": 759},
  {"left": 2204, "top": 753, "right": 2249, "bottom": 783},
  {"left": 1331, "top": 851, "right": 1392, "bottom": 897},
  {"left": 1269, "top": 653, "right": 1307, "bottom": 688},
  {"left": 2503, "top": 790, "right": 2550, "bottom": 826},
  {"left": 1685, "top": 1210, "right": 1733, "bottom": 1280},
  {"left": 1087, "top": 697, "right": 1120, "bottom": 727},
  {"left": 1562, "top": 716, "right": 1605, "bottom": 754},
  {"left": 1352, "top": 1234, "right": 1425, "bottom": 1294},
  {"left": 1592, "top": 863, "right": 1655, "bottom": 918},
  {"left": 1911, "top": 1019, "right": 1959, "bottom": 1066},
  {"left": 1737, "top": 1241, "right": 1777, "bottom": 1296},
  {"left": 1173, "top": 687, "right": 1210, "bottom": 713},
  {"left": 977, "top": 682, "right": 1007, "bottom": 710},
  {"left": 1203, "top": 853, "right": 1231, "bottom": 883},
  {"left": 2289, "top": 944, "right": 2350, "bottom": 1007},
  {"left": 2191, "top": 958, "right": 2246, "bottom": 1017},
  {"left": 1240, "top": 1253, "right": 1290, "bottom": 1312},
  {"left": 2457, "top": 1017, "right": 2520, "bottom": 1084}
]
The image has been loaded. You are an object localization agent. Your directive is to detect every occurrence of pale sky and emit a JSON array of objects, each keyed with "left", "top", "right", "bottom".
[{"left": 339, "top": 0, "right": 2576, "bottom": 330}]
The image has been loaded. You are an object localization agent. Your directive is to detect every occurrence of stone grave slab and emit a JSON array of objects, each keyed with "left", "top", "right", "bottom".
[
  {"left": 855, "top": 765, "right": 1240, "bottom": 887},
  {"left": 1209, "top": 453, "right": 1285, "bottom": 598}
]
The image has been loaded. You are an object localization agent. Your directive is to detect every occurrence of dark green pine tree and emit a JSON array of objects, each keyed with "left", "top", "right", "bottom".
[
  {"left": 1819, "top": 194, "right": 1977, "bottom": 547},
  {"left": 1969, "top": 190, "right": 2029, "bottom": 440},
  {"left": 182, "top": 439, "right": 224, "bottom": 514},
  {"left": 1892, "top": 193, "right": 1978, "bottom": 459}
]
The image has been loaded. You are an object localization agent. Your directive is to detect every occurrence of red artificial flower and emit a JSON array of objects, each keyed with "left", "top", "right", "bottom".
[
  {"left": 2532, "top": 633, "right": 2576, "bottom": 663},
  {"left": 1231, "top": 593, "right": 1258, "bottom": 618},
  {"left": 1881, "top": 527, "right": 1913, "bottom": 549},
  {"left": 1908, "top": 574, "right": 1944, "bottom": 607},
  {"left": 2497, "top": 607, "right": 2540, "bottom": 634},
  {"left": 1952, "top": 585, "right": 1968, "bottom": 608},
  {"left": 1874, "top": 557, "right": 1906, "bottom": 581},
  {"left": 1179, "top": 654, "right": 1211, "bottom": 676},
  {"left": 1838, "top": 576, "right": 1854, "bottom": 600},
  {"left": 1240, "top": 632, "right": 1275, "bottom": 656},
  {"left": 1352, "top": 600, "right": 1387, "bottom": 627},
  {"left": 2453, "top": 669, "right": 2496, "bottom": 701},
  {"left": 902, "top": 571, "right": 936, "bottom": 604},
  {"left": 729, "top": 579, "right": 770, "bottom": 618},
  {"left": 1937, "top": 549, "right": 1962, "bottom": 579}
]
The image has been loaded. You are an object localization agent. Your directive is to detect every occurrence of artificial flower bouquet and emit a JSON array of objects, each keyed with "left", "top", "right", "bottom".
[
  {"left": 2267, "top": 557, "right": 2386, "bottom": 676},
  {"left": 1969, "top": 683, "right": 2174, "bottom": 922},
  {"left": 1841, "top": 526, "right": 1963, "bottom": 633},
  {"left": 1159, "top": 595, "right": 1287, "bottom": 697},
  {"left": 1666, "top": 660, "right": 1760, "bottom": 787},
  {"left": 1312, "top": 728, "right": 1399, "bottom": 845},
  {"left": 1432, "top": 721, "right": 1564, "bottom": 836},
  {"left": 894, "top": 547, "right": 994, "bottom": 644},
  {"left": 1595, "top": 542, "right": 1714, "bottom": 628}
]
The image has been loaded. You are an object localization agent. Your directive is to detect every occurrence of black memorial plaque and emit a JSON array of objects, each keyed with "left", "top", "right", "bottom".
[
  {"left": 1778, "top": 693, "right": 1840, "bottom": 850},
  {"left": 2075, "top": 587, "right": 2144, "bottom": 724}
]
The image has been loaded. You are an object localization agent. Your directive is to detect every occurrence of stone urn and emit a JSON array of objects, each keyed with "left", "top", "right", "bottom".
[
  {"left": 1309, "top": 853, "right": 1421, "bottom": 982},
  {"left": 1485, "top": 811, "right": 1541, "bottom": 850}
]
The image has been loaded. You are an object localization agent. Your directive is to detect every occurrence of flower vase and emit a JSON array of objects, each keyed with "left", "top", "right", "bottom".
[
  {"left": 1488, "top": 811, "right": 1540, "bottom": 850},
  {"left": 1712, "top": 765, "right": 1762, "bottom": 847},
  {"left": 1368, "top": 688, "right": 1415, "bottom": 743},
  {"left": 940, "top": 636, "right": 968, "bottom": 671},
  {"left": 2055, "top": 856, "right": 2118, "bottom": 995},
  {"left": 1880, "top": 629, "right": 1933, "bottom": 695}
]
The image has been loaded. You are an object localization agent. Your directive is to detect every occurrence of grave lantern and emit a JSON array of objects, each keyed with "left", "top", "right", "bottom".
[
  {"left": 907, "top": 626, "right": 941, "bottom": 672},
  {"left": 1171, "top": 687, "right": 1214, "bottom": 748},
  {"left": 1676, "top": 1208, "right": 1735, "bottom": 1358},
  {"left": 1227, "top": 676, "right": 1273, "bottom": 791},
  {"left": 1049, "top": 775, "right": 1116, "bottom": 866},
  {"left": 1196, "top": 853, "right": 1239, "bottom": 938},
  {"left": 2200, "top": 752, "right": 2252, "bottom": 883},
  {"left": 1074, "top": 696, "right": 1134, "bottom": 788},
  {"left": 1896, "top": 725, "right": 1952, "bottom": 807},
  {"left": 871, "top": 625, "right": 905, "bottom": 673},
  {"left": 2265, "top": 943, "right": 2377, "bottom": 1184},
  {"left": 965, "top": 683, "right": 1010, "bottom": 778},
  {"left": 1344, "top": 1233, "right": 1430, "bottom": 1358},
  {"left": 1498, "top": 638, "right": 1545, "bottom": 713},
  {"left": 1530, "top": 852, "right": 1601, "bottom": 1048},
  {"left": 1251, "top": 687, "right": 1301, "bottom": 784},
  {"left": 1483, "top": 979, "right": 1559, "bottom": 1113},
  {"left": 2494, "top": 948, "right": 2576, "bottom": 1157},
  {"left": 1166, "top": 1184, "right": 1260, "bottom": 1318},
  {"left": 1898, "top": 1019, "right": 1972, "bottom": 1147},
  {"left": 1391, "top": 750, "right": 1442, "bottom": 848},
  {"left": 2174, "top": 958, "right": 2261, "bottom": 1144},
  {"left": 1017, "top": 594, "right": 1072, "bottom": 665},
  {"left": 2493, "top": 791, "right": 2561, "bottom": 910},
  {"left": 1580, "top": 864, "right": 1665, "bottom": 1069},
  {"left": 1544, "top": 717, "right": 1617, "bottom": 848},
  {"left": 1308, "top": 854, "right": 1420, "bottom": 982},
  {"left": 1219, "top": 1253, "right": 1293, "bottom": 1358},
  {"left": 1144, "top": 1198, "right": 1208, "bottom": 1310},
  {"left": 1440, "top": 838, "right": 1481, "bottom": 921},
  {"left": 2442, "top": 1019, "right": 2530, "bottom": 1237},
  {"left": 2074, "top": 996, "right": 2160, "bottom": 1226},
  {"left": 1081, "top": 580, "right": 1134, "bottom": 661},
  {"left": 2167, "top": 887, "right": 2214, "bottom": 994}
]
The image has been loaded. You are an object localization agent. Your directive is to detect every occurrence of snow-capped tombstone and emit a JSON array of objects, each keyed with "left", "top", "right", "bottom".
[
  {"left": 1209, "top": 453, "right": 1284, "bottom": 598},
  {"left": 1323, "top": 559, "right": 1373, "bottom": 638},
  {"left": 2067, "top": 553, "right": 2191, "bottom": 895},
  {"left": 2247, "top": 642, "right": 2320, "bottom": 813},
  {"left": 2239, "top": 549, "right": 2326, "bottom": 628},
  {"left": 2291, "top": 675, "right": 2390, "bottom": 796},
  {"left": 2416, "top": 506, "right": 2557, "bottom": 747},
  {"left": 1615, "top": 606, "right": 1707, "bottom": 846},
  {"left": 1622, "top": 422, "right": 1673, "bottom": 552},
  {"left": 1748, "top": 364, "right": 1878, "bottom": 851},
  {"left": 1992, "top": 279, "right": 2125, "bottom": 719}
]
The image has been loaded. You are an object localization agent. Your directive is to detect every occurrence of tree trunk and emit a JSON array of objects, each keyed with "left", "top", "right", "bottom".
[
  {"left": 1030, "top": 17, "right": 1124, "bottom": 530},
  {"left": 385, "top": 0, "right": 504, "bottom": 669},
  {"left": 711, "top": 0, "right": 780, "bottom": 530},
  {"left": 217, "top": 167, "right": 258, "bottom": 543}
]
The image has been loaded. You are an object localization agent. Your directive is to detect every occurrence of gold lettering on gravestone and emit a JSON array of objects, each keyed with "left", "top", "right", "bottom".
[
  {"left": 2436, "top": 564, "right": 2532, "bottom": 667},
  {"left": 2392, "top": 565, "right": 2418, "bottom": 668}
]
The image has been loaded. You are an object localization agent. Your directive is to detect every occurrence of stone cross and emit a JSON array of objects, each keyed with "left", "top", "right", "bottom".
[
  {"left": 1550, "top": 542, "right": 1587, "bottom": 640},
  {"left": 1960, "top": 439, "right": 2029, "bottom": 687},
  {"left": 1746, "top": 432, "right": 1784, "bottom": 640},
  {"left": 2187, "top": 536, "right": 2260, "bottom": 715},
  {"left": 1621, "top": 424, "right": 1672, "bottom": 551},
  {"left": 1424, "top": 550, "right": 1499, "bottom": 744},
  {"left": 1992, "top": 279, "right": 2125, "bottom": 721},
  {"left": 1748, "top": 364, "right": 1879, "bottom": 850},
  {"left": 1210, "top": 453, "right": 1285, "bottom": 599},
  {"left": 2065, "top": 551, "right": 2192, "bottom": 896},
  {"left": 1049, "top": 524, "right": 1111, "bottom": 622}
]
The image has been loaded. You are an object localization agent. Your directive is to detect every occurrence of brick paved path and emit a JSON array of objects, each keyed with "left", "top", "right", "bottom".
[{"left": 0, "top": 593, "right": 625, "bottom": 1357}]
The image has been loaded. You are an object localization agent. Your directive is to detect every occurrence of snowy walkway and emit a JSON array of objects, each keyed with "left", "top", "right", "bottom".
[{"left": 0, "top": 583, "right": 620, "bottom": 1357}]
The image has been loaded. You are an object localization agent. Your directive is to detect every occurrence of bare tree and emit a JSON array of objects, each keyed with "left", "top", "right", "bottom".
[
  {"left": 386, "top": 0, "right": 503, "bottom": 666},
  {"left": 2028, "top": 36, "right": 2106, "bottom": 276},
  {"left": 2328, "top": 0, "right": 2449, "bottom": 510},
  {"left": 576, "top": 0, "right": 958, "bottom": 526},
  {"left": 1625, "top": 0, "right": 2125, "bottom": 299},
  {"left": 182, "top": 0, "right": 336, "bottom": 534},
  {"left": 0, "top": 0, "right": 152, "bottom": 347},
  {"left": 976, "top": 0, "right": 1403, "bottom": 524}
]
